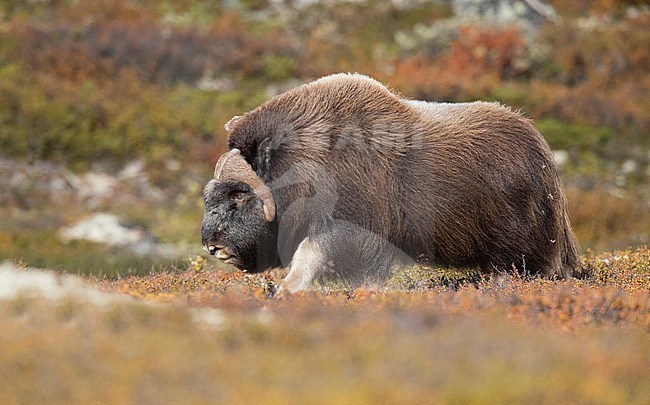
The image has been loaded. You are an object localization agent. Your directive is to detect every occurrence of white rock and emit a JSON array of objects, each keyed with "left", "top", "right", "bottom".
[
  {"left": 78, "top": 173, "right": 119, "bottom": 203},
  {"left": 621, "top": 159, "right": 638, "bottom": 174},
  {"left": 59, "top": 213, "right": 146, "bottom": 246},
  {"left": 119, "top": 160, "right": 146, "bottom": 180},
  {"left": 0, "top": 262, "right": 129, "bottom": 306}
]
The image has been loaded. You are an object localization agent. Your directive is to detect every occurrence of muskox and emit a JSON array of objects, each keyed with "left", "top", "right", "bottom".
[{"left": 201, "top": 74, "right": 581, "bottom": 292}]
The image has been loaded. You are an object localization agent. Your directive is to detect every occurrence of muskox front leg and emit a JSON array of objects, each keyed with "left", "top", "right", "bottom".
[{"left": 279, "top": 237, "right": 325, "bottom": 294}]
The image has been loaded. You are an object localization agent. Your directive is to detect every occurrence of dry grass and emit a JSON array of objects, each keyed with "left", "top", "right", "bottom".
[{"left": 1, "top": 248, "right": 648, "bottom": 404}]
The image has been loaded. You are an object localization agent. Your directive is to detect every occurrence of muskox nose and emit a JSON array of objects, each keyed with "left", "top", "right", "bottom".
[{"left": 202, "top": 244, "right": 218, "bottom": 255}]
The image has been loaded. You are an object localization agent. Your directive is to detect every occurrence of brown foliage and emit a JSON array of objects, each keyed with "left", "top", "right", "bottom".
[
  {"left": 9, "top": 5, "right": 293, "bottom": 85},
  {"left": 567, "top": 184, "right": 650, "bottom": 251},
  {"left": 98, "top": 247, "right": 650, "bottom": 333},
  {"left": 389, "top": 25, "right": 525, "bottom": 100}
]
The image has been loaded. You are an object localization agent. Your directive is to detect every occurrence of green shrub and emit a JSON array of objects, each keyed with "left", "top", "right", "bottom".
[
  {"left": 537, "top": 118, "right": 613, "bottom": 152},
  {"left": 0, "top": 63, "right": 270, "bottom": 176}
]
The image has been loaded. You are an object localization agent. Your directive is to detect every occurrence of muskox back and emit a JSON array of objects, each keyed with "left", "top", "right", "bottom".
[
  {"left": 207, "top": 73, "right": 580, "bottom": 291},
  {"left": 402, "top": 100, "right": 580, "bottom": 276}
]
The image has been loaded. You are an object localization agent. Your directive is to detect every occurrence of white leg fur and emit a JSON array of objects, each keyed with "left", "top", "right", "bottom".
[{"left": 279, "top": 237, "right": 324, "bottom": 293}]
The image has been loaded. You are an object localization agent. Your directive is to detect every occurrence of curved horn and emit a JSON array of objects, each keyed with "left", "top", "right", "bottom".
[{"left": 214, "top": 149, "right": 276, "bottom": 222}]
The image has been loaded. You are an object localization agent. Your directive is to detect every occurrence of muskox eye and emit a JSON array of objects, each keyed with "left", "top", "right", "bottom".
[{"left": 230, "top": 191, "right": 248, "bottom": 207}]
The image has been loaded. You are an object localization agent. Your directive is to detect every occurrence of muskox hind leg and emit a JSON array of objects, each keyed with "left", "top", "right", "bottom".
[{"left": 279, "top": 237, "right": 326, "bottom": 293}]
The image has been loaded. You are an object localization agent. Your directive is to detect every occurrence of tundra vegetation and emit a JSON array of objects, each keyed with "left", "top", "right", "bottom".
[{"left": 0, "top": 0, "right": 648, "bottom": 403}]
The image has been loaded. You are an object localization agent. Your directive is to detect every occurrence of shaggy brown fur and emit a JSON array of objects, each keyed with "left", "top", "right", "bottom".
[{"left": 206, "top": 73, "right": 580, "bottom": 288}]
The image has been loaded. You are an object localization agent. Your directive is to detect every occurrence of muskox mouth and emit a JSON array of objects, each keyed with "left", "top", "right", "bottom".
[{"left": 202, "top": 244, "right": 243, "bottom": 267}]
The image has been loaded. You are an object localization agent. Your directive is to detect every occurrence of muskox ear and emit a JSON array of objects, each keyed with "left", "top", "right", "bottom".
[
  {"left": 257, "top": 137, "right": 272, "bottom": 174},
  {"left": 224, "top": 116, "right": 241, "bottom": 132}
]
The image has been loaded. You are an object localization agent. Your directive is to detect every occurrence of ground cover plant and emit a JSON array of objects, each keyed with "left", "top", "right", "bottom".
[{"left": 1, "top": 248, "right": 648, "bottom": 403}]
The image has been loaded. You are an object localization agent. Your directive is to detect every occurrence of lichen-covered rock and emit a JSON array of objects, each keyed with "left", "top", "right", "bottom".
[{"left": 451, "top": 0, "right": 557, "bottom": 28}]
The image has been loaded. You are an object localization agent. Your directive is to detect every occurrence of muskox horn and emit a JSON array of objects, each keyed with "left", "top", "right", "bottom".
[{"left": 214, "top": 149, "right": 276, "bottom": 222}]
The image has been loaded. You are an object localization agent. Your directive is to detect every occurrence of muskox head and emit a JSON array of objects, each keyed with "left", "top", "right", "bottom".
[{"left": 201, "top": 149, "right": 278, "bottom": 272}]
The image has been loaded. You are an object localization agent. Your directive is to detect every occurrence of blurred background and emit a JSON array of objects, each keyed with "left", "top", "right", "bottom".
[{"left": 0, "top": 0, "right": 648, "bottom": 277}]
